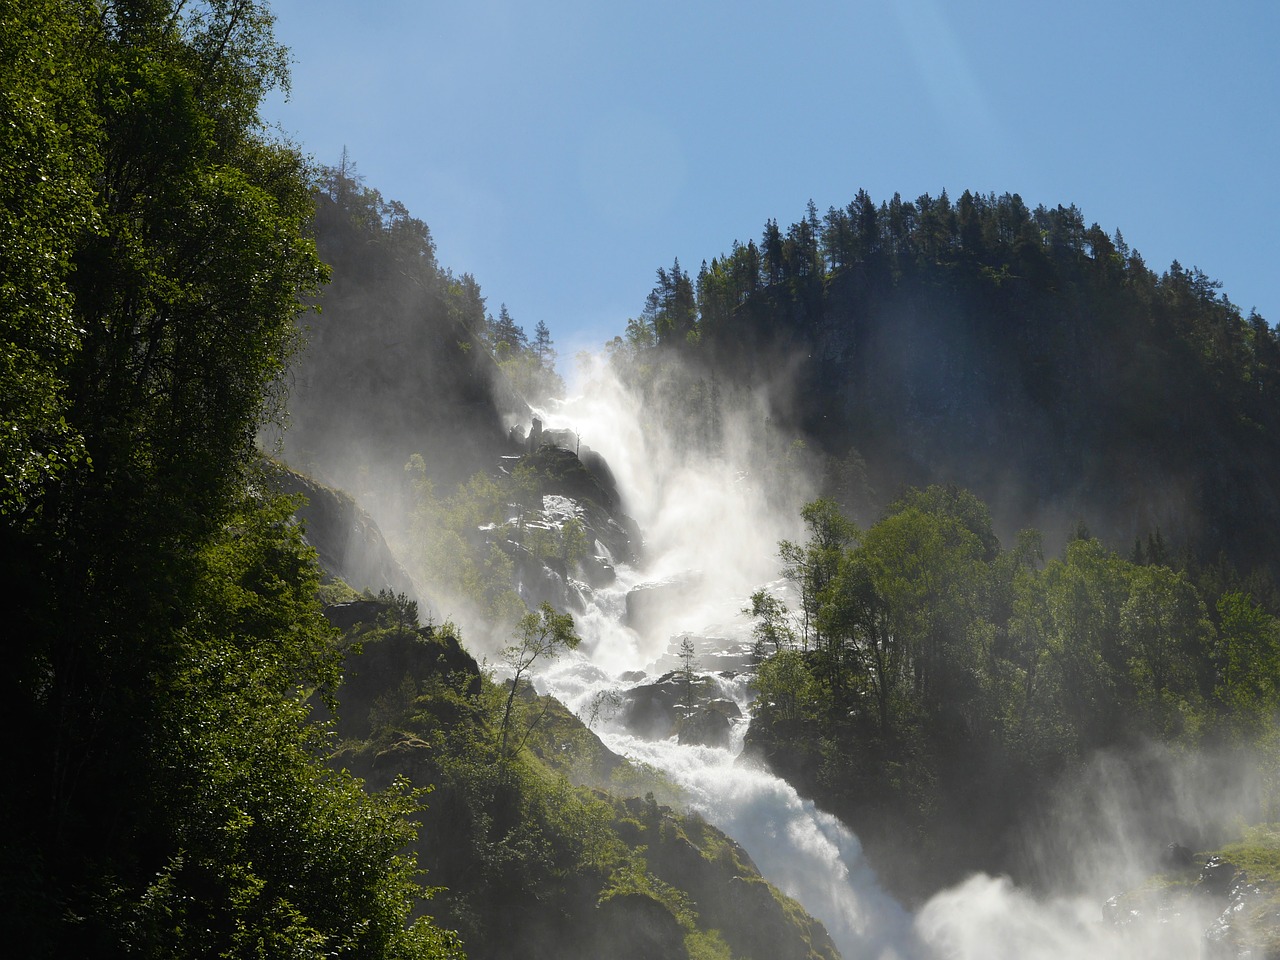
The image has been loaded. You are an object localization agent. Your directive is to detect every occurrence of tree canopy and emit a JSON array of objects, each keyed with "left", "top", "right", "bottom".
[
  {"left": 0, "top": 3, "right": 458, "bottom": 955},
  {"left": 747, "top": 489, "right": 1279, "bottom": 898}
]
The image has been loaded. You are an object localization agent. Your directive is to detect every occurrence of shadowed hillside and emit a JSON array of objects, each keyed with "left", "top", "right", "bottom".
[{"left": 621, "top": 192, "right": 1280, "bottom": 574}]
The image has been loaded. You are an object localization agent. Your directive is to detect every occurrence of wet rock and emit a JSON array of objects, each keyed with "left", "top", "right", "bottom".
[
  {"left": 618, "top": 672, "right": 720, "bottom": 741},
  {"left": 578, "top": 550, "right": 616, "bottom": 588},
  {"left": 1196, "top": 857, "right": 1242, "bottom": 899},
  {"left": 706, "top": 697, "right": 743, "bottom": 720},
  {"left": 618, "top": 673, "right": 687, "bottom": 739},
  {"left": 1204, "top": 879, "right": 1259, "bottom": 950},
  {"left": 677, "top": 707, "right": 732, "bottom": 748},
  {"left": 580, "top": 446, "right": 619, "bottom": 500}
]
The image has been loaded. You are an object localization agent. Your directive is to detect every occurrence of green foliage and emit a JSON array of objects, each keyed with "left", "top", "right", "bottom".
[
  {"left": 1215, "top": 592, "right": 1280, "bottom": 739},
  {"left": 378, "top": 588, "right": 422, "bottom": 638},
  {"left": 402, "top": 454, "right": 526, "bottom": 628},
  {"left": 126, "top": 498, "right": 459, "bottom": 959},
  {"left": 1, "top": 4, "right": 457, "bottom": 955},
  {"left": 752, "top": 650, "right": 817, "bottom": 725},
  {"left": 778, "top": 498, "right": 857, "bottom": 650},
  {"left": 750, "top": 489, "right": 1280, "bottom": 896},
  {"left": 488, "top": 306, "right": 564, "bottom": 404},
  {"left": 317, "top": 576, "right": 364, "bottom": 606},
  {"left": 640, "top": 259, "right": 699, "bottom": 347},
  {"left": 678, "top": 636, "right": 701, "bottom": 715},
  {"left": 497, "top": 603, "right": 581, "bottom": 758},
  {"left": 745, "top": 588, "right": 799, "bottom": 658},
  {"left": 0, "top": 0, "right": 97, "bottom": 517}
]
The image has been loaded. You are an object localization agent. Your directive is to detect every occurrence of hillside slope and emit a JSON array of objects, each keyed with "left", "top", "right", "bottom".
[{"left": 632, "top": 192, "right": 1280, "bottom": 572}]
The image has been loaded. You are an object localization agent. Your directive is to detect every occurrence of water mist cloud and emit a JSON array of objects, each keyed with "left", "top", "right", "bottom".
[{"left": 531, "top": 351, "right": 816, "bottom": 667}]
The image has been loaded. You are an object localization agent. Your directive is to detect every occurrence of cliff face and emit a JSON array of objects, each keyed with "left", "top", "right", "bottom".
[
  {"left": 270, "top": 464, "right": 416, "bottom": 598},
  {"left": 279, "top": 181, "right": 530, "bottom": 506}
]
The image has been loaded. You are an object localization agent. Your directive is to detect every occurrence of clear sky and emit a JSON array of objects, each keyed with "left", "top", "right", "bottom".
[{"left": 263, "top": 0, "right": 1279, "bottom": 359}]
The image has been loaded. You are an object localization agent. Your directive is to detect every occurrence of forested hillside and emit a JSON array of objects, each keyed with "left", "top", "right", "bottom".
[
  {"left": 280, "top": 157, "right": 563, "bottom": 501},
  {"left": 744, "top": 490, "right": 1280, "bottom": 902},
  {"left": 0, "top": 3, "right": 460, "bottom": 956},
  {"left": 618, "top": 191, "right": 1280, "bottom": 573}
]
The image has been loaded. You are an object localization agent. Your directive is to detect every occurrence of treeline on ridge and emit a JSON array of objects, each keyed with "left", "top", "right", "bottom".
[
  {"left": 283, "top": 156, "right": 562, "bottom": 500},
  {"left": 613, "top": 190, "right": 1280, "bottom": 576}
]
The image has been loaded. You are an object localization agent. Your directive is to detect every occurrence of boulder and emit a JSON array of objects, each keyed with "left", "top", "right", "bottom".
[
  {"left": 619, "top": 673, "right": 727, "bottom": 742},
  {"left": 618, "top": 672, "right": 686, "bottom": 740},
  {"left": 1196, "top": 857, "right": 1241, "bottom": 898},
  {"left": 677, "top": 707, "right": 732, "bottom": 749}
]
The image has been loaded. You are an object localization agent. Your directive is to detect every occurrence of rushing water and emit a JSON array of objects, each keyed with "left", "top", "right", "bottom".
[
  {"left": 516, "top": 361, "right": 1227, "bottom": 959},
  {"left": 540, "top": 597, "right": 920, "bottom": 960}
]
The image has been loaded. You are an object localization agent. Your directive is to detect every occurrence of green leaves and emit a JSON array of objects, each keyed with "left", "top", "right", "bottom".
[
  {"left": 1, "top": 4, "right": 454, "bottom": 956},
  {"left": 497, "top": 602, "right": 581, "bottom": 758},
  {"left": 748, "top": 490, "right": 1280, "bottom": 897},
  {"left": 0, "top": 0, "right": 97, "bottom": 518}
]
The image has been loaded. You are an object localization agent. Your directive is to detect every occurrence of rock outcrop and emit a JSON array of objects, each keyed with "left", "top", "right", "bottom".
[
  {"left": 271, "top": 464, "right": 416, "bottom": 599},
  {"left": 617, "top": 672, "right": 741, "bottom": 747},
  {"left": 1103, "top": 837, "right": 1280, "bottom": 957}
]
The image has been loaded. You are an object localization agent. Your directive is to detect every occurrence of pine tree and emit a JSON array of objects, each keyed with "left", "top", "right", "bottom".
[
  {"left": 490, "top": 303, "right": 527, "bottom": 356},
  {"left": 532, "top": 319, "right": 555, "bottom": 365}
]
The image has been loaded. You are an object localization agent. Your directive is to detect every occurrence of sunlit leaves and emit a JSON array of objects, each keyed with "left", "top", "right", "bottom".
[{"left": 0, "top": 0, "right": 97, "bottom": 516}]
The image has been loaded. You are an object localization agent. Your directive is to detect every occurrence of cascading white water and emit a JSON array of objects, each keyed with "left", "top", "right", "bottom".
[
  {"left": 541, "top": 604, "right": 921, "bottom": 960},
  {"left": 522, "top": 356, "right": 1228, "bottom": 960}
]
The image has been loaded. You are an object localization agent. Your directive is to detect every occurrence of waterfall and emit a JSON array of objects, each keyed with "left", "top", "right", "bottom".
[{"left": 517, "top": 358, "right": 1225, "bottom": 960}]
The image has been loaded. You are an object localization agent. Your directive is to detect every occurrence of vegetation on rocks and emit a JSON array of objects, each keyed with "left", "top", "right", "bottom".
[{"left": 328, "top": 599, "right": 838, "bottom": 960}]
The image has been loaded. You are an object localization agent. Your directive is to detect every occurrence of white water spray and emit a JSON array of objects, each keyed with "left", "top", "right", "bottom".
[{"left": 522, "top": 355, "right": 1231, "bottom": 960}]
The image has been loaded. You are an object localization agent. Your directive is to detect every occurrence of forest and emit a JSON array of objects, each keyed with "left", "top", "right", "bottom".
[
  {"left": 0, "top": 2, "right": 461, "bottom": 956},
  {"left": 6, "top": 1, "right": 1280, "bottom": 958},
  {"left": 619, "top": 189, "right": 1280, "bottom": 571},
  {"left": 745, "top": 491, "right": 1280, "bottom": 899}
]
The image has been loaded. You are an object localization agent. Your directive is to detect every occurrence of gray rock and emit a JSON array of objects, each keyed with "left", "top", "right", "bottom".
[{"left": 677, "top": 707, "right": 732, "bottom": 749}]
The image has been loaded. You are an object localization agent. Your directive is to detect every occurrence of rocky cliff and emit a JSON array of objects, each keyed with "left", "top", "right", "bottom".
[{"left": 269, "top": 463, "right": 416, "bottom": 599}]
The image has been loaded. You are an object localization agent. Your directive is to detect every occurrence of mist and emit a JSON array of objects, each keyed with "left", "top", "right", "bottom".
[
  {"left": 528, "top": 351, "right": 816, "bottom": 669},
  {"left": 278, "top": 309, "right": 1266, "bottom": 956},
  {"left": 512, "top": 351, "right": 1262, "bottom": 959}
]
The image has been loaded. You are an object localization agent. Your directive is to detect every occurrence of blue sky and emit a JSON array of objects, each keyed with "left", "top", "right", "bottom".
[{"left": 264, "top": 0, "right": 1279, "bottom": 359}]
